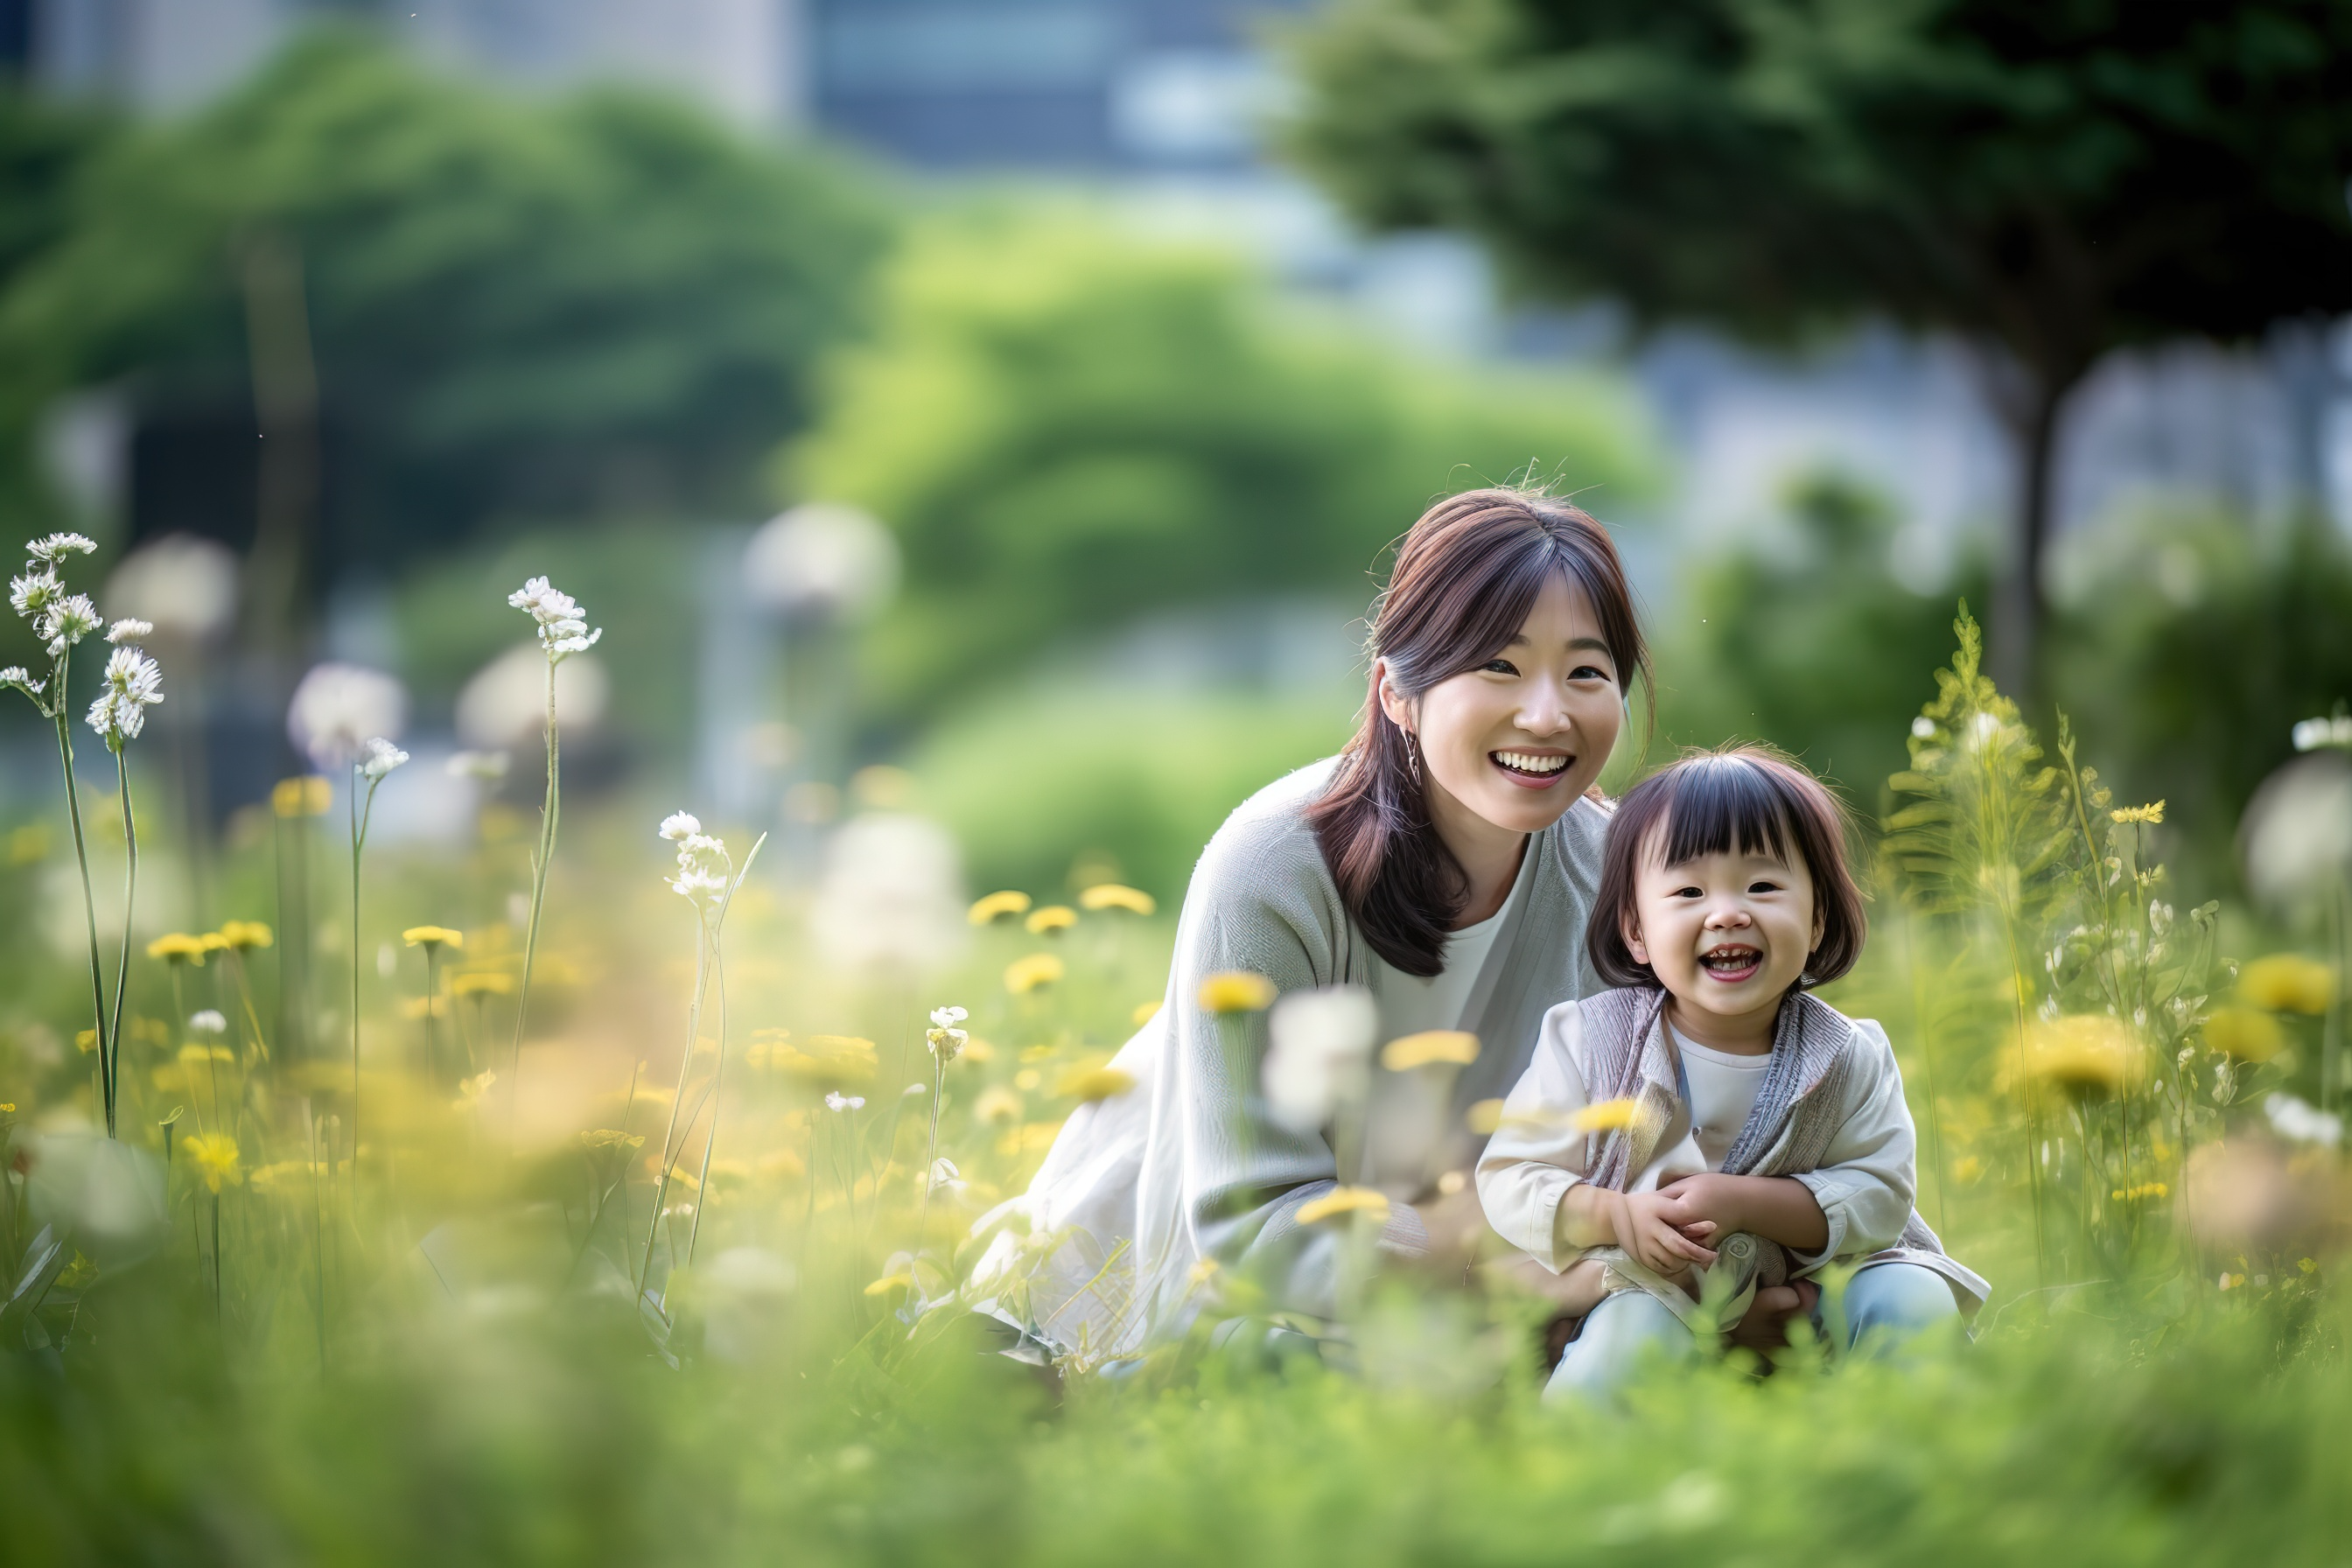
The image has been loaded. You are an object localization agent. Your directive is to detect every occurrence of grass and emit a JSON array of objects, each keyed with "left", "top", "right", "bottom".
[{"left": 0, "top": 598, "right": 2344, "bottom": 1564}]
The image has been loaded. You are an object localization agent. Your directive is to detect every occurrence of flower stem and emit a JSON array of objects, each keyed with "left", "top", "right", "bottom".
[
  {"left": 509, "top": 660, "right": 560, "bottom": 1132},
  {"left": 51, "top": 648, "right": 113, "bottom": 1135},
  {"left": 108, "top": 746, "right": 137, "bottom": 1138}
]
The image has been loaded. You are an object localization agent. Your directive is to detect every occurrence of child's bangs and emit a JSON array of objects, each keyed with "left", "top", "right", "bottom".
[{"left": 1650, "top": 757, "right": 1799, "bottom": 868}]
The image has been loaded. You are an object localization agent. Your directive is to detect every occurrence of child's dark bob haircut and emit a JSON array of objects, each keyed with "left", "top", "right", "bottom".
[{"left": 1587, "top": 746, "right": 1866, "bottom": 991}]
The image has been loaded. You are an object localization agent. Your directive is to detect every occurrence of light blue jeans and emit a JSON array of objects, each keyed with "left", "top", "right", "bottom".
[{"left": 1545, "top": 1261, "right": 1961, "bottom": 1404}]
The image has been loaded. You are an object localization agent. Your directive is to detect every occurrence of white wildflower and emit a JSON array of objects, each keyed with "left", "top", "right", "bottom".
[
  {"left": 25, "top": 533, "right": 97, "bottom": 564},
  {"left": 10, "top": 565, "right": 59, "bottom": 620},
  {"left": 0, "top": 666, "right": 40, "bottom": 698},
  {"left": 189, "top": 1010, "right": 227, "bottom": 1035},
  {"left": 824, "top": 1091, "right": 864, "bottom": 1113},
  {"left": 358, "top": 737, "right": 410, "bottom": 780},
  {"left": 85, "top": 646, "right": 164, "bottom": 746},
  {"left": 508, "top": 576, "right": 603, "bottom": 662},
  {"left": 928, "top": 1156, "right": 964, "bottom": 1194},
  {"left": 1264, "top": 984, "right": 1379, "bottom": 1135},
  {"left": 2265, "top": 1092, "right": 2343, "bottom": 1149},
  {"left": 926, "top": 1004, "right": 968, "bottom": 1061},
  {"left": 287, "top": 662, "right": 407, "bottom": 770},
  {"left": 105, "top": 619, "right": 153, "bottom": 645},
  {"left": 662, "top": 809, "right": 732, "bottom": 906},
  {"left": 39, "top": 592, "right": 101, "bottom": 654},
  {"left": 929, "top": 1004, "right": 968, "bottom": 1029}
]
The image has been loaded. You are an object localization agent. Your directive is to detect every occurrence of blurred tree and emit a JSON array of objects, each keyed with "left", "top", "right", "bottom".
[
  {"left": 1284, "top": 0, "right": 2352, "bottom": 696},
  {"left": 1656, "top": 470, "right": 1988, "bottom": 806},
  {"left": 2047, "top": 505, "right": 2352, "bottom": 894},
  {"left": 784, "top": 210, "right": 1658, "bottom": 724},
  {"left": 0, "top": 87, "right": 108, "bottom": 301},
  {"left": 0, "top": 30, "right": 888, "bottom": 616}
]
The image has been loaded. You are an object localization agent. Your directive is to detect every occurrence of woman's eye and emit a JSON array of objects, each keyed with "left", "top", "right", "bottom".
[
  {"left": 1571, "top": 664, "right": 1613, "bottom": 682},
  {"left": 1483, "top": 659, "right": 1519, "bottom": 676}
]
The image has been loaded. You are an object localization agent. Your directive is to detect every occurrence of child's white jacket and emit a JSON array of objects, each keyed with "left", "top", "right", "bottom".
[{"left": 1477, "top": 987, "right": 1987, "bottom": 1320}]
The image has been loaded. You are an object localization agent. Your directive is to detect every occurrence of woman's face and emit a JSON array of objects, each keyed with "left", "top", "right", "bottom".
[{"left": 1379, "top": 574, "right": 1625, "bottom": 839}]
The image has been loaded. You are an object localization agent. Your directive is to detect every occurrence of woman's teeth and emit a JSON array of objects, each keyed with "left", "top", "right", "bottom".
[{"left": 1491, "top": 751, "right": 1568, "bottom": 776}]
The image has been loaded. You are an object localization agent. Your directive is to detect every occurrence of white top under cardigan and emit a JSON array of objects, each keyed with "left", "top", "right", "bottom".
[
  {"left": 1476, "top": 993, "right": 1920, "bottom": 1283},
  {"left": 965, "top": 758, "right": 1613, "bottom": 1359}
]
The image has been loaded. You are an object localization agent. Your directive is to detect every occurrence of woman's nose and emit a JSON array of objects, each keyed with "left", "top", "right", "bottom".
[{"left": 1516, "top": 688, "right": 1572, "bottom": 736}]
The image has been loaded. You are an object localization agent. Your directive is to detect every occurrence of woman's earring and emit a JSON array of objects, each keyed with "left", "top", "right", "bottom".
[{"left": 1404, "top": 729, "right": 1421, "bottom": 788}]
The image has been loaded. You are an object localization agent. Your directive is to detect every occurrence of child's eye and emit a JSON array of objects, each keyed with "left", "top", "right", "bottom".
[
  {"left": 1672, "top": 886, "right": 1704, "bottom": 900},
  {"left": 1747, "top": 880, "right": 1782, "bottom": 894}
]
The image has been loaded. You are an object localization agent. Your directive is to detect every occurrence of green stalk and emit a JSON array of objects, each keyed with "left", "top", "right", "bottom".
[
  {"left": 509, "top": 659, "right": 560, "bottom": 1129},
  {"left": 107, "top": 746, "right": 136, "bottom": 1138},
  {"left": 349, "top": 766, "right": 362, "bottom": 1165},
  {"left": 51, "top": 646, "right": 113, "bottom": 1134}
]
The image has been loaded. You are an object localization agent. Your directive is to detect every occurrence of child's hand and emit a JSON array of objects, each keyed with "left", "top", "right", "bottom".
[
  {"left": 1656, "top": 1173, "right": 1744, "bottom": 1235},
  {"left": 1611, "top": 1189, "right": 1718, "bottom": 1276}
]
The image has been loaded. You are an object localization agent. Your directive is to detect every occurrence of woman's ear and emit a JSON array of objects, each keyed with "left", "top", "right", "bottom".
[{"left": 1373, "top": 659, "right": 1416, "bottom": 735}]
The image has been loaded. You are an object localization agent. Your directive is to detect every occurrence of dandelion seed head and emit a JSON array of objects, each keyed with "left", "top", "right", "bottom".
[
  {"left": 188, "top": 1010, "right": 227, "bottom": 1035},
  {"left": 105, "top": 618, "right": 152, "bottom": 645},
  {"left": 288, "top": 662, "right": 407, "bottom": 769}
]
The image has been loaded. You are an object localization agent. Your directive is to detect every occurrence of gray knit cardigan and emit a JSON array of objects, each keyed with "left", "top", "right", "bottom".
[{"left": 968, "top": 758, "right": 1612, "bottom": 1356}]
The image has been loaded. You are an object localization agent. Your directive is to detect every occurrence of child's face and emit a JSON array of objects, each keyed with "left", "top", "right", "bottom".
[{"left": 1621, "top": 823, "right": 1824, "bottom": 1034}]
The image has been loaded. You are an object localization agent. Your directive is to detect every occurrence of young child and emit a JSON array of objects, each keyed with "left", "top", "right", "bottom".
[{"left": 1477, "top": 746, "right": 1985, "bottom": 1399}]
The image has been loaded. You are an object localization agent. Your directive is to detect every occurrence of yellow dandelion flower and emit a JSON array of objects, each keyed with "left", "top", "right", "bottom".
[
  {"left": 1572, "top": 1097, "right": 1643, "bottom": 1133},
  {"left": 2110, "top": 1181, "right": 2170, "bottom": 1202},
  {"left": 2110, "top": 802, "right": 2165, "bottom": 825},
  {"left": 1294, "top": 1186, "right": 1390, "bottom": 1226},
  {"left": 451, "top": 970, "right": 516, "bottom": 998},
  {"left": 1381, "top": 1031, "right": 1480, "bottom": 1071},
  {"left": 1004, "top": 952, "right": 1066, "bottom": 994},
  {"left": 2238, "top": 955, "right": 2337, "bottom": 1016},
  {"left": 969, "top": 890, "right": 1032, "bottom": 925},
  {"left": 864, "top": 1271, "right": 914, "bottom": 1297},
  {"left": 217, "top": 920, "right": 273, "bottom": 951},
  {"left": 974, "top": 1085, "right": 1025, "bottom": 1125},
  {"left": 1080, "top": 884, "right": 1157, "bottom": 916},
  {"left": 2202, "top": 1006, "right": 2285, "bottom": 1063},
  {"left": 1025, "top": 905, "right": 1078, "bottom": 935},
  {"left": 402, "top": 926, "right": 466, "bottom": 950},
  {"left": 176, "top": 1042, "right": 233, "bottom": 1067},
  {"left": 75, "top": 1028, "right": 96, "bottom": 1054},
  {"left": 1465, "top": 1098, "right": 1505, "bottom": 1135},
  {"left": 146, "top": 933, "right": 207, "bottom": 966},
  {"left": 183, "top": 1133, "right": 242, "bottom": 1193},
  {"left": 271, "top": 775, "right": 333, "bottom": 818},
  {"left": 1055, "top": 1065, "right": 1136, "bottom": 1103},
  {"left": 1014, "top": 1068, "right": 1041, "bottom": 1092},
  {"left": 2005, "top": 1015, "right": 2145, "bottom": 1096},
  {"left": 1197, "top": 970, "right": 1276, "bottom": 1014},
  {"left": 1131, "top": 999, "right": 1163, "bottom": 1029},
  {"left": 198, "top": 932, "right": 230, "bottom": 955},
  {"left": 962, "top": 1037, "right": 996, "bottom": 1063}
]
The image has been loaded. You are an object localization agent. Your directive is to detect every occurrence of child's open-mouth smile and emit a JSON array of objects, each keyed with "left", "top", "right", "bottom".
[
  {"left": 1697, "top": 942, "right": 1764, "bottom": 984},
  {"left": 1489, "top": 748, "right": 1572, "bottom": 790}
]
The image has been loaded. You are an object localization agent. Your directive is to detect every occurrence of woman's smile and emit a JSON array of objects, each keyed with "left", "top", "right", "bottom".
[{"left": 1490, "top": 748, "right": 1572, "bottom": 788}]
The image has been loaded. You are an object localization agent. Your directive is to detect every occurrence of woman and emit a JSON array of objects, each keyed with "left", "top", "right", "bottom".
[{"left": 970, "top": 486, "right": 1651, "bottom": 1358}]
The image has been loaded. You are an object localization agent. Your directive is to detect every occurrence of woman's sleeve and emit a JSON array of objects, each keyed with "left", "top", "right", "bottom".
[
  {"left": 1787, "top": 1021, "right": 1917, "bottom": 1270},
  {"left": 1474, "top": 1002, "right": 1595, "bottom": 1270},
  {"left": 1166, "top": 816, "right": 1427, "bottom": 1308}
]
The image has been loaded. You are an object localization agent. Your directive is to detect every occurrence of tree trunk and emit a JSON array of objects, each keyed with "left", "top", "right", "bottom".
[{"left": 1989, "top": 369, "right": 2069, "bottom": 704}]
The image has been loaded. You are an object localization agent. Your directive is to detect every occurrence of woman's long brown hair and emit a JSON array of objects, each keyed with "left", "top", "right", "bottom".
[{"left": 1307, "top": 487, "right": 1649, "bottom": 976}]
